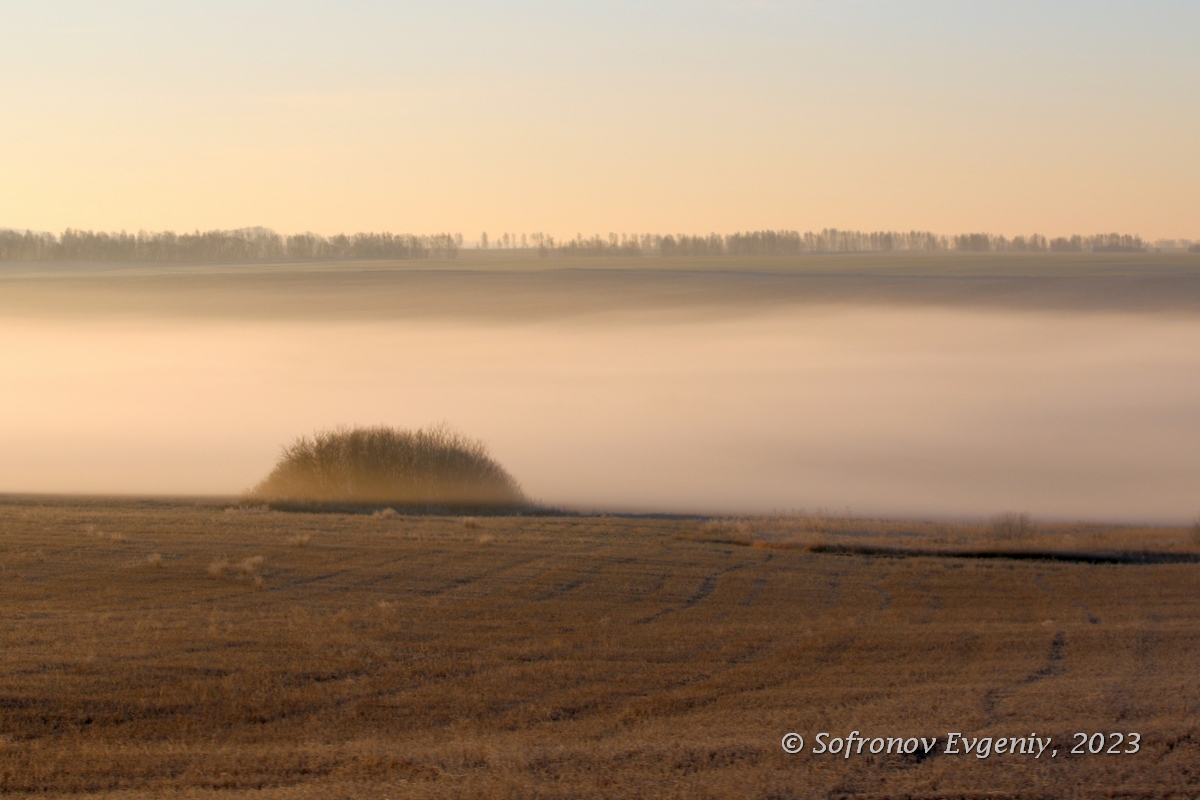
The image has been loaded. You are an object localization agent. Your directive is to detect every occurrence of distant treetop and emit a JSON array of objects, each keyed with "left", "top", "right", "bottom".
[
  {"left": 0, "top": 226, "right": 1159, "bottom": 262},
  {"left": 0, "top": 228, "right": 460, "bottom": 262}
]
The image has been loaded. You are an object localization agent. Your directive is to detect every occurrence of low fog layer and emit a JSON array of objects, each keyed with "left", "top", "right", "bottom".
[
  {"left": 2, "top": 252, "right": 1200, "bottom": 322},
  {"left": 3, "top": 258, "right": 1198, "bottom": 521}
]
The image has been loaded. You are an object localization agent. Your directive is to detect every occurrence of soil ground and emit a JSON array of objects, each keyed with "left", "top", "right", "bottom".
[{"left": 1, "top": 497, "right": 1198, "bottom": 798}]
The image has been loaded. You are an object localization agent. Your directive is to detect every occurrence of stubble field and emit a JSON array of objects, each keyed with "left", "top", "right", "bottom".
[{"left": 1, "top": 497, "right": 1198, "bottom": 798}]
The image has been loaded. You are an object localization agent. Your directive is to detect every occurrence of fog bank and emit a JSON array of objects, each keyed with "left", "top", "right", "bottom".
[{"left": 3, "top": 304, "right": 1198, "bottom": 521}]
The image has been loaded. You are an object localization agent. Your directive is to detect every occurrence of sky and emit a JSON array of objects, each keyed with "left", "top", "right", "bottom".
[{"left": 3, "top": 0, "right": 1198, "bottom": 239}]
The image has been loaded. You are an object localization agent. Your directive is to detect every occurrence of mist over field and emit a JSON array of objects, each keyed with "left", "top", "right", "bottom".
[{"left": 2, "top": 254, "right": 1198, "bottom": 522}]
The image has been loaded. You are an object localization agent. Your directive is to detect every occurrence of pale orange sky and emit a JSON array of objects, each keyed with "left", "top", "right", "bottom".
[{"left": 3, "top": 1, "right": 1198, "bottom": 239}]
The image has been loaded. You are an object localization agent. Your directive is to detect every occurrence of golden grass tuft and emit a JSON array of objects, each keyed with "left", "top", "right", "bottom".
[
  {"left": 84, "top": 524, "right": 126, "bottom": 542},
  {"left": 245, "top": 424, "right": 527, "bottom": 511},
  {"left": 206, "top": 555, "right": 266, "bottom": 585},
  {"left": 235, "top": 555, "right": 265, "bottom": 575}
]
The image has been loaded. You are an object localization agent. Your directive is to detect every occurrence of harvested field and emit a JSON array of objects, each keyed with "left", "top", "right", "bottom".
[{"left": 1, "top": 497, "right": 1197, "bottom": 798}]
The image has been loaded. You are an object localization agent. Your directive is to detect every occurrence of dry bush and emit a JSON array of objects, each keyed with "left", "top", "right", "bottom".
[
  {"left": 245, "top": 424, "right": 527, "bottom": 509},
  {"left": 989, "top": 511, "right": 1035, "bottom": 542},
  {"left": 796, "top": 508, "right": 833, "bottom": 534},
  {"left": 207, "top": 556, "right": 265, "bottom": 585},
  {"left": 235, "top": 555, "right": 265, "bottom": 575},
  {"left": 224, "top": 504, "right": 271, "bottom": 515},
  {"left": 83, "top": 524, "right": 126, "bottom": 542}
]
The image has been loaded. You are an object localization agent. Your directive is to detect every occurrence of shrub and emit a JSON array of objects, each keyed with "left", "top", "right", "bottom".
[
  {"left": 989, "top": 511, "right": 1035, "bottom": 542},
  {"left": 246, "top": 424, "right": 527, "bottom": 510},
  {"left": 236, "top": 555, "right": 265, "bottom": 575}
]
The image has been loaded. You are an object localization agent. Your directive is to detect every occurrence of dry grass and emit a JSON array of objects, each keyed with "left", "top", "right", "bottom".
[
  {"left": 990, "top": 511, "right": 1036, "bottom": 542},
  {"left": 679, "top": 512, "right": 1200, "bottom": 564},
  {"left": 245, "top": 425, "right": 527, "bottom": 510},
  {"left": 83, "top": 524, "right": 126, "bottom": 543},
  {"left": 1, "top": 497, "right": 1198, "bottom": 798}
]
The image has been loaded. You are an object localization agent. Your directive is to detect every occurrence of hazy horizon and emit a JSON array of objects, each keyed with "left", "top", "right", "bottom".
[{"left": 3, "top": 257, "right": 1198, "bottom": 523}]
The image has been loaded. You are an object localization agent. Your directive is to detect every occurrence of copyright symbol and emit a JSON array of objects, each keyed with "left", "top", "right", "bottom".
[{"left": 781, "top": 733, "right": 804, "bottom": 754}]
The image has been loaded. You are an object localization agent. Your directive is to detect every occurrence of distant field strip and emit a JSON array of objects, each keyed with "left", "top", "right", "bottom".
[
  {"left": 3, "top": 254, "right": 1200, "bottom": 322},
  {"left": 783, "top": 542, "right": 1200, "bottom": 565}
]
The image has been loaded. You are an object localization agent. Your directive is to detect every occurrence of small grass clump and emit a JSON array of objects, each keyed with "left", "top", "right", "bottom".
[
  {"left": 246, "top": 424, "right": 528, "bottom": 511},
  {"left": 989, "top": 511, "right": 1035, "bottom": 541}
]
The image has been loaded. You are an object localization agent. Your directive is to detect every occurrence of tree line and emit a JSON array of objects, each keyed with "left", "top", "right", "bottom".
[
  {"left": 0, "top": 228, "right": 461, "bottom": 262},
  {"left": 0, "top": 226, "right": 1159, "bottom": 262},
  {"left": 504, "top": 229, "right": 1148, "bottom": 257}
]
